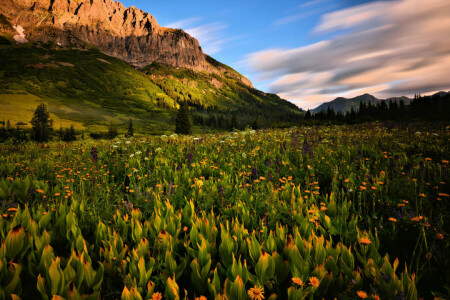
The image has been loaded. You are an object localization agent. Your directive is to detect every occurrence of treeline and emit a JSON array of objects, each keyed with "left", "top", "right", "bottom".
[
  {"left": 0, "top": 103, "right": 136, "bottom": 143},
  {"left": 0, "top": 119, "right": 81, "bottom": 143},
  {"left": 304, "top": 93, "right": 450, "bottom": 124},
  {"left": 192, "top": 107, "right": 301, "bottom": 131},
  {"left": 0, "top": 120, "right": 28, "bottom": 143}
]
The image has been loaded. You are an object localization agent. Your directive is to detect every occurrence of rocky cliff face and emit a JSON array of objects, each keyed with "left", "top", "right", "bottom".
[{"left": 0, "top": 0, "right": 253, "bottom": 87}]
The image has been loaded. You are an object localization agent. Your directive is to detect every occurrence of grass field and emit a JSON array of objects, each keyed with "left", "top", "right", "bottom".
[
  {"left": 0, "top": 123, "right": 448, "bottom": 299},
  {"left": 0, "top": 42, "right": 302, "bottom": 134}
]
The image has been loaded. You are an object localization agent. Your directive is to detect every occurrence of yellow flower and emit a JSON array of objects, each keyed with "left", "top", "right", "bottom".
[
  {"left": 360, "top": 237, "right": 371, "bottom": 245},
  {"left": 388, "top": 217, "right": 397, "bottom": 222},
  {"left": 152, "top": 292, "right": 163, "bottom": 300},
  {"left": 357, "top": 290, "right": 368, "bottom": 298},
  {"left": 292, "top": 277, "right": 303, "bottom": 286},
  {"left": 195, "top": 296, "right": 207, "bottom": 300},
  {"left": 372, "top": 294, "right": 380, "bottom": 300},
  {"left": 248, "top": 285, "right": 265, "bottom": 300},
  {"left": 309, "top": 276, "right": 320, "bottom": 288}
]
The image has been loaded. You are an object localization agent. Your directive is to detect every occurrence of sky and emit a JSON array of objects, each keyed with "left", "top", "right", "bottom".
[{"left": 120, "top": 0, "right": 450, "bottom": 109}]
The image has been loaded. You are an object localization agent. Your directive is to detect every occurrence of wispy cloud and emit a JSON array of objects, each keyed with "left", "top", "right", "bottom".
[
  {"left": 164, "top": 18, "right": 228, "bottom": 55},
  {"left": 273, "top": 6, "right": 334, "bottom": 27},
  {"left": 245, "top": 0, "right": 450, "bottom": 109},
  {"left": 299, "top": 0, "right": 328, "bottom": 8},
  {"left": 185, "top": 23, "right": 228, "bottom": 55},
  {"left": 164, "top": 17, "right": 203, "bottom": 29},
  {"left": 274, "top": 0, "right": 335, "bottom": 27}
]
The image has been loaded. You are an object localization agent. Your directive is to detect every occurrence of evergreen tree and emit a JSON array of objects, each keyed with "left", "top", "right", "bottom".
[
  {"left": 251, "top": 117, "right": 259, "bottom": 130},
  {"left": 230, "top": 114, "right": 238, "bottom": 130},
  {"left": 126, "top": 119, "right": 134, "bottom": 137},
  {"left": 107, "top": 122, "right": 118, "bottom": 139},
  {"left": 63, "top": 125, "right": 76, "bottom": 142},
  {"left": 14, "top": 124, "right": 27, "bottom": 143},
  {"left": 304, "top": 110, "right": 312, "bottom": 120},
  {"left": 30, "top": 103, "right": 51, "bottom": 142},
  {"left": 175, "top": 102, "right": 191, "bottom": 135}
]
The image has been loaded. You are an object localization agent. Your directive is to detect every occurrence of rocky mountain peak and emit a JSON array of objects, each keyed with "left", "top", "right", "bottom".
[{"left": 0, "top": 0, "right": 253, "bottom": 87}]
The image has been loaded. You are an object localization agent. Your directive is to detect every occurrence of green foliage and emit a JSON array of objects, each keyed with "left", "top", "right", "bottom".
[
  {"left": 30, "top": 103, "right": 51, "bottom": 142},
  {"left": 0, "top": 43, "right": 302, "bottom": 134},
  {"left": 107, "top": 122, "right": 118, "bottom": 139},
  {"left": 0, "top": 123, "right": 448, "bottom": 299},
  {"left": 126, "top": 119, "right": 134, "bottom": 137},
  {"left": 175, "top": 102, "right": 191, "bottom": 135},
  {"left": 62, "top": 125, "right": 76, "bottom": 142}
]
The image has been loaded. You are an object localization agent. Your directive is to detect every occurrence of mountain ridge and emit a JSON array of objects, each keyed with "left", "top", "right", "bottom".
[
  {"left": 312, "top": 93, "right": 420, "bottom": 113},
  {"left": 312, "top": 92, "right": 450, "bottom": 113},
  {"left": 0, "top": 0, "right": 253, "bottom": 87}
]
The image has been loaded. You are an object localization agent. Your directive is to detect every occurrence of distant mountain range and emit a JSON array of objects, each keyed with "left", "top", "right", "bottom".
[
  {"left": 311, "top": 91, "right": 450, "bottom": 114},
  {"left": 312, "top": 94, "right": 410, "bottom": 113}
]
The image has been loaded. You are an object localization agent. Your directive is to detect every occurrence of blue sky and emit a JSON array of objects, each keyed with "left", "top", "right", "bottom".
[{"left": 120, "top": 0, "right": 450, "bottom": 109}]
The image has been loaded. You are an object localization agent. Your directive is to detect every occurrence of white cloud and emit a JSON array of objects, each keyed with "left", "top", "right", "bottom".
[
  {"left": 244, "top": 0, "right": 450, "bottom": 109},
  {"left": 164, "top": 18, "right": 228, "bottom": 55},
  {"left": 273, "top": 6, "right": 333, "bottom": 27},
  {"left": 164, "top": 17, "right": 202, "bottom": 29},
  {"left": 299, "top": 0, "right": 328, "bottom": 8},
  {"left": 185, "top": 22, "right": 228, "bottom": 55},
  {"left": 273, "top": 0, "right": 336, "bottom": 27}
]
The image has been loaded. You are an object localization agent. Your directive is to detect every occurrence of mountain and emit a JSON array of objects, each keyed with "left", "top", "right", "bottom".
[
  {"left": 431, "top": 91, "right": 450, "bottom": 98},
  {"left": 0, "top": 0, "right": 301, "bottom": 133},
  {"left": 312, "top": 94, "right": 380, "bottom": 114},
  {"left": 1, "top": 0, "right": 209, "bottom": 72},
  {"left": 312, "top": 93, "right": 414, "bottom": 114}
]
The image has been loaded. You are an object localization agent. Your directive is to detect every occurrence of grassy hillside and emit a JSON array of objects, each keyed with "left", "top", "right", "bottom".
[{"left": 0, "top": 41, "right": 302, "bottom": 134}]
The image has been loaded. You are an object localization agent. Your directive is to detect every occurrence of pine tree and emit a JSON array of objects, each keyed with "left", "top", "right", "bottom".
[
  {"left": 30, "top": 103, "right": 51, "bottom": 142},
  {"left": 304, "top": 110, "right": 312, "bottom": 120},
  {"left": 230, "top": 114, "right": 238, "bottom": 130},
  {"left": 63, "top": 124, "right": 76, "bottom": 142},
  {"left": 126, "top": 118, "right": 134, "bottom": 137},
  {"left": 251, "top": 117, "right": 259, "bottom": 130},
  {"left": 107, "top": 122, "right": 118, "bottom": 139},
  {"left": 175, "top": 102, "right": 191, "bottom": 135}
]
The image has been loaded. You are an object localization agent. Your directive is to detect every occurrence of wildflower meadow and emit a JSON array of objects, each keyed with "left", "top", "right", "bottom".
[{"left": 0, "top": 123, "right": 448, "bottom": 299}]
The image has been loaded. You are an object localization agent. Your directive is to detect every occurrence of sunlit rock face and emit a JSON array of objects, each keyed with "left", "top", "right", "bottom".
[{"left": 1, "top": 0, "right": 209, "bottom": 71}]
